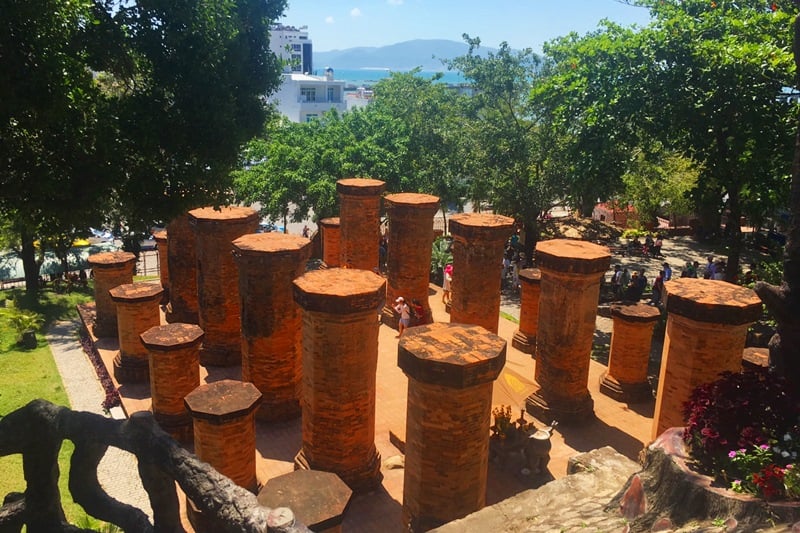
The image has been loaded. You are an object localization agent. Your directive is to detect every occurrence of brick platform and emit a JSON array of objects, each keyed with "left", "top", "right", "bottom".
[
  {"left": 652, "top": 278, "right": 762, "bottom": 439},
  {"left": 398, "top": 323, "right": 506, "bottom": 532},
  {"left": 165, "top": 214, "right": 199, "bottom": 325},
  {"left": 109, "top": 282, "right": 163, "bottom": 384},
  {"left": 337, "top": 178, "right": 386, "bottom": 271},
  {"left": 382, "top": 193, "right": 440, "bottom": 329},
  {"left": 319, "top": 217, "right": 341, "bottom": 268},
  {"left": 88, "top": 251, "right": 136, "bottom": 338},
  {"left": 599, "top": 302, "right": 661, "bottom": 402},
  {"left": 448, "top": 213, "right": 515, "bottom": 334},
  {"left": 526, "top": 239, "right": 611, "bottom": 424},
  {"left": 140, "top": 323, "right": 203, "bottom": 442},
  {"left": 188, "top": 206, "right": 259, "bottom": 366},
  {"left": 293, "top": 268, "right": 386, "bottom": 492},
  {"left": 512, "top": 268, "right": 541, "bottom": 355},
  {"left": 232, "top": 233, "right": 312, "bottom": 421}
]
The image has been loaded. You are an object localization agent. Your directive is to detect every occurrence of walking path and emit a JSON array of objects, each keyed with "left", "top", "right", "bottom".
[{"left": 46, "top": 320, "right": 152, "bottom": 519}]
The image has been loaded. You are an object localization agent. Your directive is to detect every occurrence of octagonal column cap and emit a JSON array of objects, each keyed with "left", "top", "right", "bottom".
[
  {"left": 535, "top": 239, "right": 611, "bottom": 275},
  {"left": 398, "top": 322, "right": 506, "bottom": 388},
  {"left": 319, "top": 217, "right": 341, "bottom": 229},
  {"left": 141, "top": 323, "right": 204, "bottom": 352},
  {"left": 610, "top": 301, "right": 662, "bottom": 323},
  {"left": 109, "top": 282, "right": 164, "bottom": 303},
  {"left": 232, "top": 233, "right": 312, "bottom": 260},
  {"left": 184, "top": 379, "right": 262, "bottom": 424},
  {"left": 448, "top": 213, "right": 515, "bottom": 242},
  {"left": 187, "top": 206, "right": 259, "bottom": 227},
  {"left": 336, "top": 178, "right": 386, "bottom": 196},
  {"left": 153, "top": 230, "right": 168, "bottom": 244},
  {"left": 88, "top": 251, "right": 136, "bottom": 270},
  {"left": 293, "top": 268, "right": 386, "bottom": 314},
  {"left": 384, "top": 192, "right": 440, "bottom": 214},
  {"left": 519, "top": 268, "right": 542, "bottom": 286},
  {"left": 664, "top": 278, "right": 762, "bottom": 325}
]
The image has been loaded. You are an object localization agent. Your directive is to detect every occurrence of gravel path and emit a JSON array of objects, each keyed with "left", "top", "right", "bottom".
[{"left": 47, "top": 319, "right": 153, "bottom": 519}]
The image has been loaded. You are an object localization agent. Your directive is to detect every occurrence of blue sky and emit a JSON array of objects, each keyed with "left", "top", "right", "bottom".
[{"left": 279, "top": 0, "right": 652, "bottom": 52}]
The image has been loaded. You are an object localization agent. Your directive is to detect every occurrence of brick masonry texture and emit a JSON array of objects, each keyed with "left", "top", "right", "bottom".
[
  {"left": 109, "top": 282, "right": 163, "bottom": 384},
  {"left": 153, "top": 229, "right": 169, "bottom": 292},
  {"left": 448, "top": 213, "right": 515, "bottom": 334},
  {"left": 188, "top": 206, "right": 259, "bottom": 366},
  {"left": 233, "top": 233, "right": 312, "bottom": 422},
  {"left": 88, "top": 251, "right": 136, "bottom": 338},
  {"left": 141, "top": 323, "right": 203, "bottom": 442},
  {"left": 337, "top": 178, "right": 385, "bottom": 271},
  {"left": 383, "top": 193, "right": 440, "bottom": 328},
  {"left": 166, "top": 213, "right": 199, "bottom": 324},
  {"left": 513, "top": 268, "right": 541, "bottom": 354},
  {"left": 319, "top": 217, "right": 341, "bottom": 268},
  {"left": 527, "top": 239, "right": 610, "bottom": 423},
  {"left": 294, "top": 269, "right": 385, "bottom": 492}
]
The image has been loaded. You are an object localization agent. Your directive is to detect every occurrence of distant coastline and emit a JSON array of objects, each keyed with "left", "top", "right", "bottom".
[{"left": 315, "top": 68, "right": 467, "bottom": 87}]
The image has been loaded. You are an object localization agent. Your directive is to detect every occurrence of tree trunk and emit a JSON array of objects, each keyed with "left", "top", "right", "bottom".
[
  {"left": 20, "top": 230, "right": 39, "bottom": 295},
  {"left": 523, "top": 219, "right": 538, "bottom": 268},
  {"left": 724, "top": 188, "right": 743, "bottom": 284}
]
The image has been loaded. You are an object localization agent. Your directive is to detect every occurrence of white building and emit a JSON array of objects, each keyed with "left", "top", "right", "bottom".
[
  {"left": 270, "top": 68, "right": 347, "bottom": 123},
  {"left": 270, "top": 24, "right": 313, "bottom": 74}
]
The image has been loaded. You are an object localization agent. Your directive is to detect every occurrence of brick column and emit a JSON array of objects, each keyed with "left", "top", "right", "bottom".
[
  {"left": 525, "top": 239, "right": 610, "bottom": 423},
  {"left": 184, "top": 379, "right": 262, "bottom": 491},
  {"left": 232, "top": 233, "right": 312, "bottom": 421},
  {"left": 448, "top": 213, "right": 514, "bottom": 334},
  {"left": 153, "top": 229, "right": 169, "bottom": 303},
  {"left": 319, "top": 217, "right": 341, "bottom": 268},
  {"left": 293, "top": 269, "right": 386, "bottom": 492},
  {"left": 652, "top": 278, "right": 762, "bottom": 439},
  {"left": 109, "top": 282, "right": 164, "bottom": 383},
  {"left": 140, "top": 323, "right": 203, "bottom": 442},
  {"left": 257, "top": 470, "right": 352, "bottom": 533},
  {"left": 188, "top": 206, "right": 259, "bottom": 366},
  {"left": 599, "top": 302, "right": 661, "bottom": 402},
  {"left": 88, "top": 251, "right": 136, "bottom": 338},
  {"left": 382, "top": 193, "right": 440, "bottom": 328},
  {"left": 165, "top": 214, "right": 199, "bottom": 325},
  {"left": 337, "top": 178, "right": 386, "bottom": 271},
  {"left": 398, "top": 323, "right": 506, "bottom": 532},
  {"left": 512, "top": 268, "right": 541, "bottom": 355}
]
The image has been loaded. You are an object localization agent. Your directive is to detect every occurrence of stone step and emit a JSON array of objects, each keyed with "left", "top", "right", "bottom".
[{"left": 431, "top": 446, "right": 640, "bottom": 532}]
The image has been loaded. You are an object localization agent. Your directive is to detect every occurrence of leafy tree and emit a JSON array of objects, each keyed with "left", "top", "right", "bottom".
[{"left": 1, "top": 0, "right": 287, "bottom": 292}]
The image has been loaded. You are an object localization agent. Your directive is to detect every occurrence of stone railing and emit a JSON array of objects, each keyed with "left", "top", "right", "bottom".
[{"left": 0, "top": 400, "right": 309, "bottom": 533}]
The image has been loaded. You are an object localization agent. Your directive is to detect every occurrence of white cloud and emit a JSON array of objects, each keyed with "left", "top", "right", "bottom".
[
  {"left": 387, "top": 0, "right": 403, "bottom": 4},
  {"left": 350, "top": 8, "right": 362, "bottom": 17},
  {"left": 325, "top": 15, "right": 335, "bottom": 24}
]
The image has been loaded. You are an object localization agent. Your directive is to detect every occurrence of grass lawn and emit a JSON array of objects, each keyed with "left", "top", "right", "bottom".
[{"left": 0, "top": 285, "right": 95, "bottom": 523}]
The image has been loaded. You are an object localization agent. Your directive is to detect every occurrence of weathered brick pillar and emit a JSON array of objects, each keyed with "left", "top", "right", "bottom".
[
  {"left": 448, "top": 213, "right": 515, "bottom": 334},
  {"left": 188, "top": 206, "right": 259, "bottom": 367},
  {"left": 512, "top": 268, "right": 541, "bottom": 355},
  {"left": 293, "top": 269, "right": 386, "bottom": 492},
  {"left": 399, "top": 322, "right": 506, "bottom": 532},
  {"left": 599, "top": 302, "right": 661, "bottom": 402},
  {"left": 153, "top": 229, "right": 169, "bottom": 303},
  {"left": 184, "top": 379, "right": 262, "bottom": 491},
  {"left": 382, "top": 193, "right": 440, "bottom": 328},
  {"left": 257, "top": 470, "right": 352, "bottom": 533},
  {"left": 526, "top": 239, "right": 610, "bottom": 423},
  {"left": 319, "top": 217, "right": 341, "bottom": 268},
  {"left": 88, "top": 251, "right": 136, "bottom": 338},
  {"left": 337, "top": 178, "right": 386, "bottom": 271},
  {"left": 109, "top": 282, "right": 164, "bottom": 383},
  {"left": 652, "top": 278, "right": 762, "bottom": 439},
  {"left": 232, "top": 233, "right": 312, "bottom": 421},
  {"left": 140, "top": 323, "right": 203, "bottom": 442},
  {"left": 165, "top": 214, "right": 199, "bottom": 325}
]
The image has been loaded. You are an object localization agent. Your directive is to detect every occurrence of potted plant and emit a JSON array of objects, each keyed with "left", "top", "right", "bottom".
[{"left": 5, "top": 308, "right": 44, "bottom": 349}]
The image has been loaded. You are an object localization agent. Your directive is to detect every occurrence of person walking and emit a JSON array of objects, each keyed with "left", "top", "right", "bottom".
[
  {"left": 394, "top": 297, "right": 411, "bottom": 338},
  {"left": 611, "top": 265, "right": 623, "bottom": 299},
  {"left": 662, "top": 262, "right": 672, "bottom": 282},
  {"left": 442, "top": 264, "right": 453, "bottom": 304}
]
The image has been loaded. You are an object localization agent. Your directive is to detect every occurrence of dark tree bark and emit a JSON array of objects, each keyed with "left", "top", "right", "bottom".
[
  {"left": 19, "top": 229, "right": 39, "bottom": 294},
  {"left": 753, "top": 6, "right": 800, "bottom": 389}
]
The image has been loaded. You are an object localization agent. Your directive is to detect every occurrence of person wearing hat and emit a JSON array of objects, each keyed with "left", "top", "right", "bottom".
[
  {"left": 394, "top": 296, "right": 411, "bottom": 337},
  {"left": 442, "top": 264, "right": 453, "bottom": 304}
]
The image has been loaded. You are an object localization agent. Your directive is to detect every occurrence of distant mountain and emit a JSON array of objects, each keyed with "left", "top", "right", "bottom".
[{"left": 314, "top": 39, "right": 496, "bottom": 72}]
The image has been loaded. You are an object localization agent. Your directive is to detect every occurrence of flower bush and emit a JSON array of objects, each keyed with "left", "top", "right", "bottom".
[{"left": 683, "top": 368, "right": 800, "bottom": 501}]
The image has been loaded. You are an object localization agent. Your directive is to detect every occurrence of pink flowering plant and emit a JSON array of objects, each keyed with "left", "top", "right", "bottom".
[{"left": 683, "top": 368, "right": 800, "bottom": 501}]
